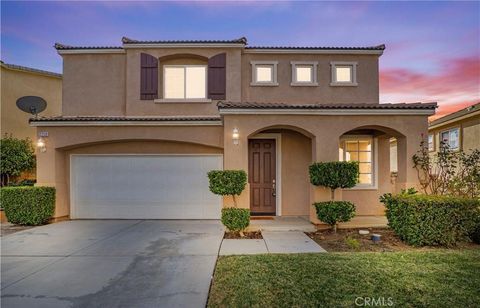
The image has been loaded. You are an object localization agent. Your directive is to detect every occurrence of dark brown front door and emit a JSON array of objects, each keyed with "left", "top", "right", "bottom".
[{"left": 249, "top": 139, "right": 276, "bottom": 215}]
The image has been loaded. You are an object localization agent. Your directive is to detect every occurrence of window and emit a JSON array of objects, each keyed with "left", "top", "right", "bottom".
[
  {"left": 164, "top": 65, "right": 206, "bottom": 99},
  {"left": 250, "top": 61, "right": 278, "bottom": 86},
  {"left": 330, "top": 62, "right": 358, "bottom": 86},
  {"left": 428, "top": 134, "right": 434, "bottom": 152},
  {"left": 291, "top": 61, "right": 318, "bottom": 86},
  {"left": 340, "top": 137, "right": 374, "bottom": 186},
  {"left": 440, "top": 128, "right": 460, "bottom": 151}
]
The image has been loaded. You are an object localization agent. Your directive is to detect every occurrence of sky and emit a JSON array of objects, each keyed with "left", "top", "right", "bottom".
[{"left": 1, "top": 1, "right": 479, "bottom": 119}]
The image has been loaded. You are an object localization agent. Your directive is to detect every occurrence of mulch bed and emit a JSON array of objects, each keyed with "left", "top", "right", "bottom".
[
  {"left": 306, "top": 228, "right": 478, "bottom": 252},
  {"left": 224, "top": 231, "right": 263, "bottom": 239}
]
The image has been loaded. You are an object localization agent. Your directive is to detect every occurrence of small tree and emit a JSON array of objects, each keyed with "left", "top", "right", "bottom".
[
  {"left": 208, "top": 170, "right": 249, "bottom": 236},
  {"left": 309, "top": 161, "right": 359, "bottom": 232},
  {"left": 309, "top": 161, "right": 359, "bottom": 200},
  {"left": 0, "top": 135, "right": 36, "bottom": 187}
]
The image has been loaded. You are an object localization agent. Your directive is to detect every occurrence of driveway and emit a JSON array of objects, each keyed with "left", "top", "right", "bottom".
[{"left": 1, "top": 220, "right": 224, "bottom": 308}]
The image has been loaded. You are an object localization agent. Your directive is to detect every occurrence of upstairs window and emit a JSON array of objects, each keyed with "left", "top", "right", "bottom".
[
  {"left": 291, "top": 61, "right": 318, "bottom": 86},
  {"left": 164, "top": 65, "right": 206, "bottom": 99},
  {"left": 330, "top": 62, "right": 358, "bottom": 86},
  {"left": 440, "top": 128, "right": 460, "bottom": 151},
  {"left": 251, "top": 61, "right": 278, "bottom": 86},
  {"left": 339, "top": 137, "right": 374, "bottom": 186}
]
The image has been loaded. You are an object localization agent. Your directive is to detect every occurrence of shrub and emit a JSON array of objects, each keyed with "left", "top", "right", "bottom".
[
  {"left": 1, "top": 186, "right": 55, "bottom": 225},
  {"left": 207, "top": 170, "right": 247, "bottom": 207},
  {"left": 221, "top": 207, "right": 250, "bottom": 233},
  {"left": 380, "top": 193, "right": 480, "bottom": 246},
  {"left": 314, "top": 201, "right": 356, "bottom": 232},
  {"left": 471, "top": 224, "right": 480, "bottom": 244},
  {"left": 309, "top": 161, "right": 359, "bottom": 200},
  {"left": 0, "top": 135, "right": 36, "bottom": 186},
  {"left": 345, "top": 236, "right": 361, "bottom": 250}
]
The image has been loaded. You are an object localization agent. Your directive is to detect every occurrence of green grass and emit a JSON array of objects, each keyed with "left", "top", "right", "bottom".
[{"left": 208, "top": 250, "right": 480, "bottom": 307}]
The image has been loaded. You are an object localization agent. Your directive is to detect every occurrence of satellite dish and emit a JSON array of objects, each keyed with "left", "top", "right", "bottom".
[{"left": 16, "top": 96, "right": 47, "bottom": 117}]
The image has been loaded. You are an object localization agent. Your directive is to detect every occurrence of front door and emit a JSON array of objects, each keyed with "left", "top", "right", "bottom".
[{"left": 248, "top": 139, "right": 276, "bottom": 215}]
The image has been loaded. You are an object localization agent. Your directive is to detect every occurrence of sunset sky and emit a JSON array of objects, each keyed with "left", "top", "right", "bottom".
[{"left": 1, "top": 1, "right": 479, "bottom": 119}]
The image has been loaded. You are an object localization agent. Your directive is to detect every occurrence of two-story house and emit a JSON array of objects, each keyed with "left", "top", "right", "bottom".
[{"left": 31, "top": 37, "right": 436, "bottom": 223}]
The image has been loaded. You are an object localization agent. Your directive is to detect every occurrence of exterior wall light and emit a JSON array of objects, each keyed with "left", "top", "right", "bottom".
[
  {"left": 37, "top": 137, "right": 46, "bottom": 153},
  {"left": 232, "top": 128, "right": 239, "bottom": 145}
]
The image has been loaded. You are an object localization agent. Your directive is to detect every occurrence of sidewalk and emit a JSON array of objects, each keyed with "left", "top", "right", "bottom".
[{"left": 219, "top": 231, "right": 326, "bottom": 255}]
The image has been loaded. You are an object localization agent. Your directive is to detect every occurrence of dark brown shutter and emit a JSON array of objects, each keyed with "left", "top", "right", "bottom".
[
  {"left": 140, "top": 53, "right": 158, "bottom": 100},
  {"left": 208, "top": 53, "right": 226, "bottom": 100}
]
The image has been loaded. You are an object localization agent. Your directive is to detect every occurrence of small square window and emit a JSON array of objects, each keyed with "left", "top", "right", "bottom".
[
  {"left": 256, "top": 66, "right": 273, "bottom": 82},
  {"left": 331, "top": 62, "right": 358, "bottom": 86},
  {"left": 291, "top": 62, "right": 318, "bottom": 86},
  {"left": 440, "top": 128, "right": 460, "bottom": 151},
  {"left": 251, "top": 61, "right": 278, "bottom": 86}
]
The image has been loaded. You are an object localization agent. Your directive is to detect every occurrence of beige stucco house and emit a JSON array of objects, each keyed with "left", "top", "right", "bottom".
[
  {"left": 31, "top": 37, "right": 436, "bottom": 224},
  {"left": 1, "top": 61, "right": 62, "bottom": 140}
]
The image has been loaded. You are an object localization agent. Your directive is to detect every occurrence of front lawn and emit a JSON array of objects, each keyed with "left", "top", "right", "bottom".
[{"left": 208, "top": 250, "right": 480, "bottom": 307}]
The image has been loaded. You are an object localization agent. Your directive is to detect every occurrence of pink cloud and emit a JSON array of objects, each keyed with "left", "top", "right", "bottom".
[{"left": 380, "top": 55, "right": 480, "bottom": 120}]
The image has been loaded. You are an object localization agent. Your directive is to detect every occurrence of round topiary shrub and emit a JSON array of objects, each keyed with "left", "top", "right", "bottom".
[
  {"left": 221, "top": 207, "right": 250, "bottom": 233},
  {"left": 314, "top": 201, "right": 356, "bottom": 232},
  {"left": 1, "top": 186, "right": 55, "bottom": 225},
  {"left": 207, "top": 170, "right": 247, "bottom": 207},
  {"left": 309, "top": 161, "right": 359, "bottom": 200}
]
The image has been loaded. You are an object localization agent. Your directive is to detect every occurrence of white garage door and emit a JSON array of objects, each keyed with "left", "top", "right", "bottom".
[{"left": 70, "top": 155, "right": 222, "bottom": 219}]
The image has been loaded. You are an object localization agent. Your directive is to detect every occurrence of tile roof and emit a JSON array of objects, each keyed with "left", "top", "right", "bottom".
[
  {"left": 0, "top": 61, "right": 62, "bottom": 78},
  {"left": 429, "top": 102, "right": 480, "bottom": 127},
  {"left": 54, "top": 43, "right": 123, "bottom": 50},
  {"left": 217, "top": 102, "right": 437, "bottom": 110},
  {"left": 245, "top": 44, "right": 386, "bottom": 50},
  {"left": 30, "top": 116, "right": 222, "bottom": 123},
  {"left": 122, "top": 36, "right": 247, "bottom": 45}
]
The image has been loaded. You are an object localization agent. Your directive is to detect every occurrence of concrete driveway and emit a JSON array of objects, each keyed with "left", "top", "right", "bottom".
[{"left": 1, "top": 220, "right": 224, "bottom": 308}]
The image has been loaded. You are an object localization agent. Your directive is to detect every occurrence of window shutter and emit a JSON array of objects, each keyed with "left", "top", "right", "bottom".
[
  {"left": 140, "top": 53, "right": 158, "bottom": 100},
  {"left": 208, "top": 53, "right": 226, "bottom": 100}
]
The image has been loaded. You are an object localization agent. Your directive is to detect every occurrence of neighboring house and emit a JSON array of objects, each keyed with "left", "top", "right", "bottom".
[
  {"left": 1, "top": 61, "right": 62, "bottom": 140},
  {"left": 1, "top": 61, "right": 62, "bottom": 183},
  {"left": 428, "top": 102, "right": 480, "bottom": 153},
  {"left": 31, "top": 37, "right": 435, "bottom": 223}
]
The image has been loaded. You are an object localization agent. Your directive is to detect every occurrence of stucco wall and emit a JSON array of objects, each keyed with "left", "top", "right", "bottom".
[
  {"left": 62, "top": 54, "right": 126, "bottom": 116},
  {"left": 429, "top": 114, "right": 480, "bottom": 153},
  {"left": 1, "top": 66, "right": 62, "bottom": 140},
  {"left": 241, "top": 53, "right": 379, "bottom": 104}
]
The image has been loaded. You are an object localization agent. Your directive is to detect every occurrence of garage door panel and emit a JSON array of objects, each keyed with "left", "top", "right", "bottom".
[{"left": 71, "top": 155, "right": 222, "bottom": 219}]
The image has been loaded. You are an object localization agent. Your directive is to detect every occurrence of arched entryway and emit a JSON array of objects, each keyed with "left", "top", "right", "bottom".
[{"left": 248, "top": 126, "right": 313, "bottom": 217}]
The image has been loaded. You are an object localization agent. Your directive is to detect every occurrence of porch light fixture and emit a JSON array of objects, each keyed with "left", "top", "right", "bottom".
[
  {"left": 36, "top": 137, "right": 46, "bottom": 153},
  {"left": 232, "top": 128, "right": 239, "bottom": 145}
]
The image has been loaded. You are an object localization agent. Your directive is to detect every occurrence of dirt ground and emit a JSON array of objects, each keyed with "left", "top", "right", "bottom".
[
  {"left": 224, "top": 231, "right": 263, "bottom": 239},
  {"left": 1, "top": 223, "right": 34, "bottom": 237},
  {"left": 306, "top": 228, "right": 478, "bottom": 252}
]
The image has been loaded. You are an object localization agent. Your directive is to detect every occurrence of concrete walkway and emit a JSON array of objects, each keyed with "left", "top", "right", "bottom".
[{"left": 219, "top": 231, "right": 326, "bottom": 255}]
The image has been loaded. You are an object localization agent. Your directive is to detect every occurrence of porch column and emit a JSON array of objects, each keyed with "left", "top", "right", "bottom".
[
  {"left": 395, "top": 135, "right": 421, "bottom": 193},
  {"left": 309, "top": 133, "right": 341, "bottom": 224},
  {"left": 222, "top": 117, "right": 250, "bottom": 209},
  {"left": 36, "top": 132, "right": 68, "bottom": 218}
]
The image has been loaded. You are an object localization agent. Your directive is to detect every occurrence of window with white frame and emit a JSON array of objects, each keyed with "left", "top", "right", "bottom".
[
  {"left": 440, "top": 128, "right": 460, "bottom": 151},
  {"left": 250, "top": 61, "right": 278, "bottom": 86},
  {"left": 164, "top": 65, "right": 206, "bottom": 99},
  {"left": 428, "top": 134, "right": 434, "bottom": 152},
  {"left": 291, "top": 61, "right": 318, "bottom": 86},
  {"left": 339, "top": 137, "right": 374, "bottom": 185},
  {"left": 330, "top": 62, "right": 358, "bottom": 86}
]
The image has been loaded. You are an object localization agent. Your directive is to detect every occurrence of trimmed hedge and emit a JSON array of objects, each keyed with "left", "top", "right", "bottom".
[
  {"left": 309, "top": 162, "right": 359, "bottom": 199},
  {"left": 1, "top": 186, "right": 55, "bottom": 225},
  {"left": 207, "top": 170, "right": 247, "bottom": 197},
  {"left": 221, "top": 207, "right": 250, "bottom": 232},
  {"left": 314, "top": 201, "right": 356, "bottom": 231},
  {"left": 380, "top": 194, "right": 480, "bottom": 246}
]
